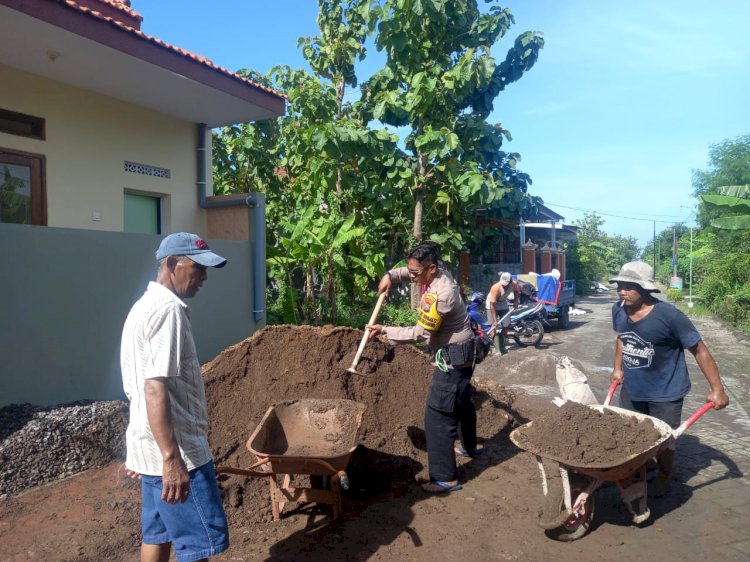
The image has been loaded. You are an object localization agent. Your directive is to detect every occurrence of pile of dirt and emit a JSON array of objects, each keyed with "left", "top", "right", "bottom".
[
  {"left": 512, "top": 400, "right": 664, "bottom": 466},
  {"left": 473, "top": 347, "right": 579, "bottom": 422},
  {"left": 203, "top": 324, "right": 516, "bottom": 527}
]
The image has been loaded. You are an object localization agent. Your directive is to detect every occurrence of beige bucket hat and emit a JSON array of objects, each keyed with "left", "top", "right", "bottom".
[{"left": 609, "top": 261, "right": 660, "bottom": 293}]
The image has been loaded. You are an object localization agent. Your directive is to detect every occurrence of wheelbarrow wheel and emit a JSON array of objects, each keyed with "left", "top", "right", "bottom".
[{"left": 543, "top": 474, "right": 595, "bottom": 542}]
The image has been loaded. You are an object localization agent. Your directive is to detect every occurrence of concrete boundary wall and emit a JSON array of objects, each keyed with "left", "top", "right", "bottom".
[{"left": 0, "top": 223, "right": 263, "bottom": 407}]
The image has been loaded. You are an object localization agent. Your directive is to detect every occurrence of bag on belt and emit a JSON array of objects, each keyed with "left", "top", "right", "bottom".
[{"left": 442, "top": 338, "right": 476, "bottom": 368}]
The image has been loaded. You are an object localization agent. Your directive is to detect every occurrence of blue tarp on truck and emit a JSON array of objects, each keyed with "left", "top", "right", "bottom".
[{"left": 513, "top": 273, "right": 576, "bottom": 329}]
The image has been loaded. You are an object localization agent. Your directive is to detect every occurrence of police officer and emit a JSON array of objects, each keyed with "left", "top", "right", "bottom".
[{"left": 367, "top": 242, "right": 480, "bottom": 493}]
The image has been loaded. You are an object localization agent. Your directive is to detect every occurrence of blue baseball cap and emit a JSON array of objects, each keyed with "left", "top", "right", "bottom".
[{"left": 155, "top": 232, "right": 227, "bottom": 268}]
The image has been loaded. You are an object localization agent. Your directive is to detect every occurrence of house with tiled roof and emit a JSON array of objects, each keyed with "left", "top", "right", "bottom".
[
  {"left": 0, "top": 0, "right": 286, "bottom": 407},
  {"left": 0, "top": 0, "right": 284, "bottom": 234}
]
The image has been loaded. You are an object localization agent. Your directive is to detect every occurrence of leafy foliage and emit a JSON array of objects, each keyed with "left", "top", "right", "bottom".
[
  {"left": 213, "top": 0, "right": 544, "bottom": 323},
  {"left": 701, "top": 184, "right": 750, "bottom": 230},
  {"left": 688, "top": 134, "right": 750, "bottom": 333},
  {"left": 0, "top": 165, "right": 31, "bottom": 224},
  {"left": 666, "top": 288, "right": 683, "bottom": 302},
  {"left": 361, "top": 0, "right": 544, "bottom": 258},
  {"left": 565, "top": 213, "right": 638, "bottom": 293}
]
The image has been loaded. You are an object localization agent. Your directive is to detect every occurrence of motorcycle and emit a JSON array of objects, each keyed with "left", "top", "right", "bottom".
[{"left": 497, "top": 301, "right": 546, "bottom": 347}]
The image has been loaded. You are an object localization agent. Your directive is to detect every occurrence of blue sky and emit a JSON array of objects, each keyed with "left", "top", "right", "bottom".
[{"left": 137, "top": 1, "right": 749, "bottom": 248}]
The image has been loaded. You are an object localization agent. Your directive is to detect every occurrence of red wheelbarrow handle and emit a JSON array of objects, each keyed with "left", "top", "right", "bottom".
[
  {"left": 603, "top": 380, "right": 620, "bottom": 407},
  {"left": 217, "top": 457, "right": 274, "bottom": 479},
  {"left": 674, "top": 402, "right": 715, "bottom": 438}
]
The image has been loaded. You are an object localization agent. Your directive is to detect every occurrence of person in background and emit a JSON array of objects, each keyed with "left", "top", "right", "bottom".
[
  {"left": 466, "top": 291, "right": 495, "bottom": 341},
  {"left": 609, "top": 261, "right": 729, "bottom": 494},
  {"left": 121, "top": 232, "right": 230, "bottom": 562},
  {"left": 367, "top": 242, "right": 480, "bottom": 494},
  {"left": 486, "top": 272, "right": 520, "bottom": 354}
]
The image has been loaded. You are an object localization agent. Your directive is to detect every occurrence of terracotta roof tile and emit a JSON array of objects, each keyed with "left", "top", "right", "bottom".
[
  {"left": 61, "top": 0, "right": 286, "bottom": 101},
  {"left": 93, "top": 0, "right": 143, "bottom": 21}
]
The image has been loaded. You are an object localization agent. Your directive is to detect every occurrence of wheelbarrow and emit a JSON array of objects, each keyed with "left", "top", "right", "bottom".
[
  {"left": 509, "top": 389, "right": 714, "bottom": 541},
  {"left": 218, "top": 398, "right": 366, "bottom": 520}
]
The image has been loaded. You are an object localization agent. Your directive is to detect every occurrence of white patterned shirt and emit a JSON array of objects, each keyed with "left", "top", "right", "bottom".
[{"left": 120, "top": 282, "right": 211, "bottom": 475}]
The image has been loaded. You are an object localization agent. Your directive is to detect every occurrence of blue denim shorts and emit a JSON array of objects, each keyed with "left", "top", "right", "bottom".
[{"left": 141, "top": 461, "right": 229, "bottom": 562}]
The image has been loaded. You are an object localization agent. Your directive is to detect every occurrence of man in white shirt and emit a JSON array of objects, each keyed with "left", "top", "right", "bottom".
[{"left": 121, "top": 232, "right": 229, "bottom": 562}]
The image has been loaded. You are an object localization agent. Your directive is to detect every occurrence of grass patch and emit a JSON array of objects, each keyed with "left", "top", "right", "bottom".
[{"left": 675, "top": 301, "right": 711, "bottom": 317}]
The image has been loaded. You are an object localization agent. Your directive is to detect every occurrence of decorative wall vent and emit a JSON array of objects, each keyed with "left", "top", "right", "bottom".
[{"left": 124, "top": 161, "right": 170, "bottom": 179}]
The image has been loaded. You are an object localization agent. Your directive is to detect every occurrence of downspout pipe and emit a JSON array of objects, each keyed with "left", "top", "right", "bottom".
[
  {"left": 196, "top": 123, "right": 266, "bottom": 323},
  {"left": 246, "top": 193, "right": 266, "bottom": 323}
]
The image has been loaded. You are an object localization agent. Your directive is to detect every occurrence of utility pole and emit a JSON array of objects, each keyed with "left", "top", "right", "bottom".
[
  {"left": 657, "top": 238, "right": 661, "bottom": 276},
  {"left": 653, "top": 221, "right": 656, "bottom": 273},
  {"left": 672, "top": 227, "right": 678, "bottom": 278},
  {"left": 688, "top": 227, "right": 694, "bottom": 308}
]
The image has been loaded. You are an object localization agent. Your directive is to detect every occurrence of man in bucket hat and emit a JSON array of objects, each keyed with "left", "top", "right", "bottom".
[
  {"left": 121, "top": 233, "right": 229, "bottom": 562},
  {"left": 609, "top": 261, "right": 729, "bottom": 495}
]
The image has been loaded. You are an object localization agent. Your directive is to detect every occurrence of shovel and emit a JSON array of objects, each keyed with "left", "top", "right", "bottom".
[{"left": 347, "top": 292, "right": 387, "bottom": 374}]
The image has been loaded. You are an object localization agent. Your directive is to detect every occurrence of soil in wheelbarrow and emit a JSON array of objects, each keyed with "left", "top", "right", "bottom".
[
  {"left": 512, "top": 400, "right": 663, "bottom": 466},
  {"left": 202, "top": 324, "right": 516, "bottom": 528}
]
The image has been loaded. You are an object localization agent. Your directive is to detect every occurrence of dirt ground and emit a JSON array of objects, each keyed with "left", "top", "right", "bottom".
[{"left": 1, "top": 295, "right": 747, "bottom": 561}]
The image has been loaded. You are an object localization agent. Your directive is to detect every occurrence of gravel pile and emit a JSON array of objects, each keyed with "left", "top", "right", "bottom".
[{"left": 0, "top": 400, "right": 128, "bottom": 498}]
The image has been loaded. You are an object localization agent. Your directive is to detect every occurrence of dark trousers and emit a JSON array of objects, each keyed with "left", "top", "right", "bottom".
[
  {"left": 619, "top": 384, "right": 684, "bottom": 429},
  {"left": 424, "top": 365, "right": 477, "bottom": 482}
]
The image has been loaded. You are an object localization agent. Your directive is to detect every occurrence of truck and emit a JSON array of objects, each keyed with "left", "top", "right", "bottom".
[
  {"left": 516, "top": 273, "right": 576, "bottom": 329},
  {"left": 542, "top": 279, "right": 576, "bottom": 329}
]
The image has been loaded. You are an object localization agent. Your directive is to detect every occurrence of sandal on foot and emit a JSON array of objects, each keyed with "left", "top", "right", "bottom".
[
  {"left": 454, "top": 446, "right": 484, "bottom": 458},
  {"left": 422, "top": 480, "right": 463, "bottom": 494}
]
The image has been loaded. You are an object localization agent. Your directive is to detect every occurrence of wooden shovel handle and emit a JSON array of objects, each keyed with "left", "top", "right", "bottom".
[{"left": 349, "top": 292, "right": 387, "bottom": 371}]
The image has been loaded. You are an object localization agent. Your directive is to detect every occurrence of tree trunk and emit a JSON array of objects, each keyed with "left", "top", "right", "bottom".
[
  {"left": 411, "top": 151, "right": 427, "bottom": 310},
  {"left": 335, "top": 74, "right": 345, "bottom": 197},
  {"left": 304, "top": 268, "right": 315, "bottom": 322},
  {"left": 326, "top": 260, "right": 337, "bottom": 323}
]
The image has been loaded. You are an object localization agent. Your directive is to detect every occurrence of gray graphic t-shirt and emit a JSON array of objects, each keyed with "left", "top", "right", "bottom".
[{"left": 612, "top": 300, "right": 700, "bottom": 401}]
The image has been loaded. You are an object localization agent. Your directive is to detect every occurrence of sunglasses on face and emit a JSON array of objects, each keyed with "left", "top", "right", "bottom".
[{"left": 407, "top": 267, "right": 424, "bottom": 276}]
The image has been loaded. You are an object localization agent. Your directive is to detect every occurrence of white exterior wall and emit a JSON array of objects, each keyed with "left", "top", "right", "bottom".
[{"left": 0, "top": 64, "right": 206, "bottom": 234}]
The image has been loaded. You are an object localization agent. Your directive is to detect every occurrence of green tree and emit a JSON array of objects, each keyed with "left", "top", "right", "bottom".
[
  {"left": 640, "top": 224, "right": 692, "bottom": 283},
  {"left": 361, "top": 0, "right": 543, "bottom": 305},
  {"left": 213, "top": 1, "right": 399, "bottom": 323},
  {"left": 692, "top": 134, "right": 750, "bottom": 332},
  {"left": 213, "top": 0, "right": 544, "bottom": 321},
  {"left": 363, "top": 0, "right": 543, "bottom": 250},
  {"left": 701, "top": 184, "right": 750, "bottom": 230},
  {"left": 565, "top": 213, "right": 639, "bottom": 293},
  {"left": 565, "top": 213, "right": 608, "bottom": 292}
]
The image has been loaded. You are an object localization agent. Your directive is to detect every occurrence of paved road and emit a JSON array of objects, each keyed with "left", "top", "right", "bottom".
[{"left": 485, "top": 293, "right": 750, "bottom": 559}]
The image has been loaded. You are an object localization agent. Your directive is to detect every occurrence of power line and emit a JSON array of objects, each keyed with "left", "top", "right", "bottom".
[{"left": 544, "top": 202, "right": 693, "bottom": 224}]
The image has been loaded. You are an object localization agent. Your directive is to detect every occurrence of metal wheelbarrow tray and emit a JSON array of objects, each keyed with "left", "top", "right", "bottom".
[
  {"left": 510, "top": 402, "right": 713, "bottom": 541},
  {"left": 219, "top": 398, "right": 366, "bottom": 520}
]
